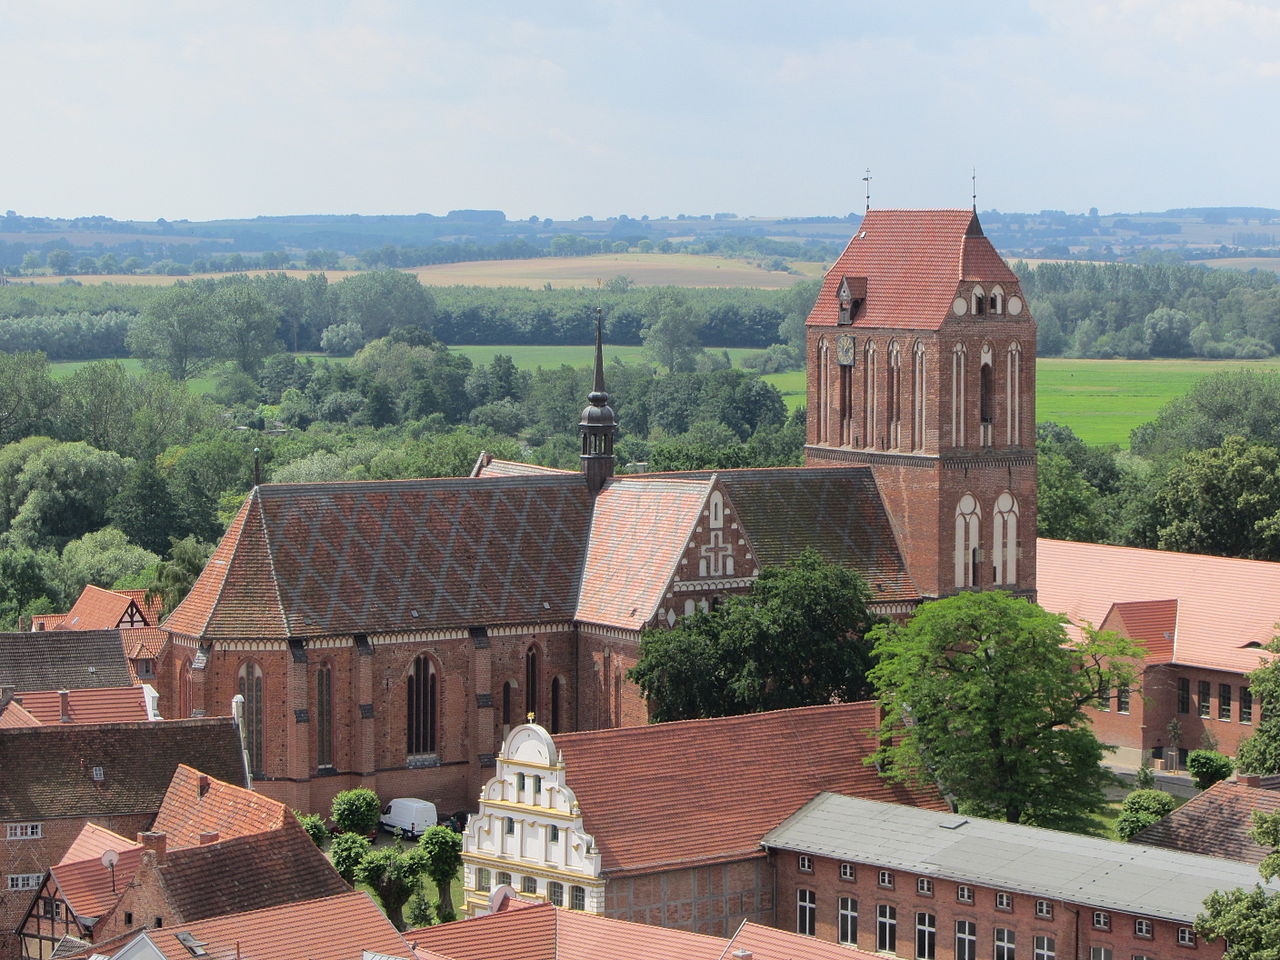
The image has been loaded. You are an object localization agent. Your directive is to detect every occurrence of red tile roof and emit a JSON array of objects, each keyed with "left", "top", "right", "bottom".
[
  {"left": 576, "top": 477, "right": 710, "bottom": 629},
  {"left": 51, "top": 847, "right": 144, "bottom": 919},
  {"left": 58, "top": 823, "right": 139, "bottom": 865},
  {"left": 553, "top": 701, "right": 948, "bottom": 877},
  {"left": 80, "top": 892, "right": 414, "bottom": 960},
  {"left": 124, "top": 627, "right": 167, "bottom": 660},
  {"left": 1037, "top": 538, "right": 1280, "bottom": 673},
  {"left": 150, "top": 763, "right": 286, "bottom": 845},
  {"left": 1130, "top": 778, "right": 1280, "bottom": 862},
  {"left": 807, "top": 210, "right": 1018, "bottom": 330},
  {"left": 16, "top": 686, "right": 149, "bottom": 725},
  {"left": 1102, "top": 599, "right": 1178, "bottom": 664},
  {"left": 116, "top": 589, "right": 164, "bottom": 624},
  {"left": 0, "top": 698, "right": 41, "bottom": 728},
  {"left": 56, "top": 585, "right": 145, "bottom": 632},
  {"left": 30, "top": 613, "right": 67, "bottom": 631},
  {"left": 476, "top": 458, "right": 576, "bottom": 478},
  {"left": 725, "top": 921, "right": 884, "bottom": 960}
]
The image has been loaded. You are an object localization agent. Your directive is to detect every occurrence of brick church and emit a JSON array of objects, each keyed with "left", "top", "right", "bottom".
[{"left": 157, "top": 209, "right": 1036, "bottom": 813}]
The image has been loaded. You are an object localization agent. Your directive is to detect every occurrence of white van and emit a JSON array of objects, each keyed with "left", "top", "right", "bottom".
[{"left": 379, "top": 798, "right": 438, "bottom": 839}]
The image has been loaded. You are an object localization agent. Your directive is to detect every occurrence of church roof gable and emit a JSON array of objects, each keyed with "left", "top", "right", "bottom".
[
  {"left": 808, "top": 209, "right": 1017, "bottom": 330},
  {"left": 56, "top": 585, "right": 140, "bottom": 632}
]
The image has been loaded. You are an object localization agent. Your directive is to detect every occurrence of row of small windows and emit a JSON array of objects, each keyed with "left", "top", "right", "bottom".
[
  {"left": 1176, "top": 678, "right": 1254, "bottom": 724},
  {"left": 474, "top": 869, "right": 586, "bottom": 909},
  {"left": 797, "top": 891, "right": 1191, "bottom": 956}
]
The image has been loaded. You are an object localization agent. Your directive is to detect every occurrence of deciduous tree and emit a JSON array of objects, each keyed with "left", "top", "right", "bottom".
[
  {"left": 127, "top": 284, "right": 216, "bottom": 381},
  {"left": 1197, "top": 811, "right": 1280, "bottom": 958}
]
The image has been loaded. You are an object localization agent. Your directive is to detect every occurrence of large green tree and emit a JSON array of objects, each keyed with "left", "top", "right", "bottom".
[
  {"left": 1197, "top": 811, "right": 1280, "bottom": 958},
  {"left": 212, "top": 282, "right": 280, "bottom": 375},
  {"left": 641, "top": 289, "right": 703, "bottom": 373},
  {"left": 127, "top": 284, "right": 217, "bottom": 381},
  {"left": 144, "top": 535, "right": 213, "bottom": 619},
  {"left": 868, "top": 591, "right": 1141, "bottom": 831},
  {"left": 628, "top": 549, "right": 879, "bottom": 722},
  {"left": 356, "top": 843, "right": 430, "bottom": 930},
  {"left": 0, "top": 353, "right": 56, "bottom": 445},
  {"left": 7, "top": 442, "right": 132, "bottom": 549},
  {"left": 336, "top": 269, "right": 436, "bottom": 341},
  {"left": 417, "top": 825, "right": 463, "bottom": 921}
]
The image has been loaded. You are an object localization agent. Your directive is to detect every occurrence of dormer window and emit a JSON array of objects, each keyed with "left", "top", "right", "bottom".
[{"left": 837, "top": 277, "right": 865, "bottom": 326}]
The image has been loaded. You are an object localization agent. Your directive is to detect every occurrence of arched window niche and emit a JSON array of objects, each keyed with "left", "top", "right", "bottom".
[{"left": 407, "top": 653, "right": 439, "bottom": 757}]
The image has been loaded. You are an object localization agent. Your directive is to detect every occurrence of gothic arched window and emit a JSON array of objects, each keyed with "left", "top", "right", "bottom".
[
  {"left": 316, "top": 662, "right": 334, "bottom": 767},
  {"left": 1007, "top": 341, "right": 1023, "bottom": 445},
  {"left": 178, "top": 657, "right": 192, "bottom": 719},
  {"left": 525, "top": 646, "right": 540, "bottom": 723},
  {"left": 972, "top": 285, "right": 986, "bottom": 316},
  {"left": 993, "top": 492, "right": 1020, "bottom": 586},
  {"left": 991, "top": 285, "right": 1005, "bottom": 315},
  {"left": 954, "top": 495, "right": 981, "bottom": 589},
  {"left": 863, "top": 339, "right": 878, "bottom": 449},
  {"left": 951, "top": 343, "right": 967, "bottom": 447},
  {"left": 237, "top": 661, "right": 264, "bottom": 774},
  {"left": 912, "top": 341, "right": 926, "bottom": 451},
  {"left": 887, "top": 340, "right": 902, "bottom": 449},
  {"left": 816, "top": 337, "right": 830, "bottom": 445},
  {"left": 407, "top": 653, "right": 438, "bottom": 756}
]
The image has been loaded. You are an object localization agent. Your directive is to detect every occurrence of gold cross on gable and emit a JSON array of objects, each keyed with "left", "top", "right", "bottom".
[{"left": 527, "top": 711, "right": 536, "bottom": 723}]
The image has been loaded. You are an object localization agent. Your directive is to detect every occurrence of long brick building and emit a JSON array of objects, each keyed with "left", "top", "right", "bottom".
[{"left": 153, "top": 209, "right": 1038, "bottom": 812}]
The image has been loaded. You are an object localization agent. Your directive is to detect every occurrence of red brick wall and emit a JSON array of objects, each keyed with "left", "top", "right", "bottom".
[
  {"left": 772, "top": 849, "right": 1218, "bottom": 959},
  {"left": 603, "top": 858, "right": 774, "bottom": 938}
]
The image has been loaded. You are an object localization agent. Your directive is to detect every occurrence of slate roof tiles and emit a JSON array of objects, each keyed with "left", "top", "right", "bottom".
[
  {"left": 1130, "top": 778, "right": 1280, "bottom": 862},
  {"left": 0, "top": 629, "right": 132, "bottom": 691},
  {"left": 553, "top": 701, "right": 947, "bottom": 876}
]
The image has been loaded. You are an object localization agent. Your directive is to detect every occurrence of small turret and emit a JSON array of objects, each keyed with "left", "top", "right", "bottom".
[{"left": 580, "top": 310, "right": 616, "bottom": 494}]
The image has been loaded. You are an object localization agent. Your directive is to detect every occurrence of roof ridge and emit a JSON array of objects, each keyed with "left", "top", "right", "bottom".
[
  {"left": 252, "top": 487, "right": 291, "bottom": 638},
  {"left": 1041, "top": 537, "right": 1280, "bottom": 568},
  {"left": 554, "top": 700, "right": 873, "bottom": 742}
]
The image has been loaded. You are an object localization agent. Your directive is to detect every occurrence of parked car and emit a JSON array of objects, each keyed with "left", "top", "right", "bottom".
[{"left": 379, "top": 798, "right": 438, "bottom": 838}]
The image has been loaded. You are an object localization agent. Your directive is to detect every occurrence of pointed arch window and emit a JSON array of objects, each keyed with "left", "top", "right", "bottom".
[
  {"left": 991, "top": 285, "right": 1005, "bottom": 315},
  {"left": 237, "top": 661, "right": 264, "bottom": 774},
  {"left": 912, "top": 341, "right": 926, "bottom": 451},
  {"left": 816, "top": 338, "right": 830, "bottom": 445},
  {"left": 863, "top": 340, "right": 878, "bottom": 449},
  {"left": 525, "top": 646, "right": 540, "bottom": 723},
  {"left": 951, "top": 343, "right": 967, "bottom": 447},
  {"left": 1007, "top": 341, "right": 1022, "bottom": 445},
  {"left": 972, "top": 285, "right": 986, "bottom": 316},
  {"left": 887, "top": 340, "right": 902, "bottom": 449},
  {"left": 316, "top": 662, "right": 334, "bottom": 767},
  {"left": 993, "top": 492, "right": 1020, "bottom": 586},
  {"left": 407, "top": 654, "right": 438, "bottom": 756},
  {"left": 954, "top": 495, "right": 981, "bottom": 589},
  {"left": 178, "top": 658, "right": 192, "bottom": 719}
]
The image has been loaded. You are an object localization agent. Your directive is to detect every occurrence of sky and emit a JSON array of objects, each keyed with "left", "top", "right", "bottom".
[{"left": 3, "top": 0, "right": 1279, "bottom": 222}]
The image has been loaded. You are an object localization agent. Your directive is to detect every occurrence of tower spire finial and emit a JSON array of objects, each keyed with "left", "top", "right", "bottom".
[
  {"left": 972, "top": 167, "right": 977, "bottom": 212},
  {"left": 580, "top": 307, "right": 616, "bottom": 494},
  {"left": 593, "top": 307, "right": 606, "bottom": 395},
  {"left": 862, "top": 168, "right": 872, "bottom": 214}
]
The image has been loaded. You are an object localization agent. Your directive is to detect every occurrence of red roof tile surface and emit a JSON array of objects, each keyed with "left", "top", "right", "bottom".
[
  {"left": 150, "top": 763, "right": 286, "bottom": 845},
  {"left": 30, "top": 613, "right": 67, "bottom": 631},
  {"left": 553, "top": 701, "right": 947, "bottom": 876},
  {"left": 0, "top": 698, "right": 41, "bottom": 728},
  {"left": 51, "top": 847, "right": 144, "bottom": 919},
  {"left": 1037, "top": 538, "right": 1280, "bottom": 673},
  {"left": 56, "top": 585, "right": 146, "bottom": 632},
  {"left": 725, "top": 921, "right": 884, "bottom": 960},
  {"left": 82, "top": 892, "right": 414, "bottom": 960},
  {"left": 807, "top": 210, "right": 1017, "bottom": 330},
  {"left": 16, "top": 686, "right": 149, "bottom": 724},
  {"left": 1102, "top": 599, "right": 1178, "bottom": 664},
  {"left": 1130, "top": 778, "right": 1280, "bottom": 862},
  {"left": 576, "top": 478, "right": 710, "bottom": 629},
  {"left": 476, "top": 458, "right": 576, "bottom": 478},
  {"left": 58, "top": 823, "right": 139, "bottom": 865}
]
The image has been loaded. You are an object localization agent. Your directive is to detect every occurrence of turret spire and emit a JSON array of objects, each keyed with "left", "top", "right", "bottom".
[{"left": 580, "top": 308, "right": 616, "bottom": 494}]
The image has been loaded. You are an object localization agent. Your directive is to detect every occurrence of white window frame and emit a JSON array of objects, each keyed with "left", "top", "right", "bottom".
[
  {"left": 916, "top": 911, "right": 937, "bottom": 960},
  {"left": 840, "top": 862, "right": 855, "bottom": 880},
  {"left": 956, "top": 920, "right": 977, "bottom": 960},
  {"left": 877, "top": 904, "right": 897, "bottom": 953},
  {"left": 796, "top": 888, "right": 816, "bottom": 937},
  {"left": 1135, "top": 918, "right": 1153, "bottom": 938},
  {"left": 1034, "top": 935, "right": 1056, "bottom": 960},
  {"left": 1093, "top": 912, "right": 1111, "bottom": 930},
  {"left": 957, "top": 884, "right": 974, "bottom": 904},
  {"left": 994, "top": 927, "right": 1015, "bottom": 960},
  {"left": 1177, "top": 927, "right": 1196, "bottom": 946},
  {"left": 996, "top": 891, "right": 1013, "bottom": 911},
  {"left": 838, "top": 896, "right": 858, "bottom": 945},
  {"left": 917, "top": 877, "right": 934, "bottom": 896},
  {"left": 1089, "top": 949, "right": 1113, "bottom": 960},
  {"left": 798, "top": 854, "right": 813, "bottom": 873},
  {"left": 1036, "top": 899, "right": 1053, "bottom": 919},
  {"left": 570, "top": 885, "right": 586, "bottom": 911},
  {"left": 878, "top": 869, "right": 894, "bottom": 888},
  {"left": 6, "top": 823, "right": 42, "bottom": 840},
  {"left": 548, "top": 881, "right": 564, "bottom": 906},
  {"left": 7, "top": 874, "right": 42, "bottom": 891}
]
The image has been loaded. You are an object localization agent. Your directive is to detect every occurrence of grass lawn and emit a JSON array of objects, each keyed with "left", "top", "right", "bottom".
[{"left": 449, "top": 344, "right": 766, "bottom": 370}]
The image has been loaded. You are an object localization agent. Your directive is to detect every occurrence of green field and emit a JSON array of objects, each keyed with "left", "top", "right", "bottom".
[
  {"left": 768, "top": 358, "right": 1280, "bottom": 447},
  {"left": 449, "top": 344, "right": 766, "bottom": 369}
]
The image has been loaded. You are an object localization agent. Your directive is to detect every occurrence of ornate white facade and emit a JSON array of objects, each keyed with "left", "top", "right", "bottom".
[{"left": 461, "top": 723, "right": 604, "bottom": 917}]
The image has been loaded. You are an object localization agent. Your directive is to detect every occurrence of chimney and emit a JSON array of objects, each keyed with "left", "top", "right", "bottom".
[
  {"left": 197, "top": 774, "right": 211, "bottom": 798},
  {"left": 0, "top": 684, "right": 14, "bottom": 709},
  {"left": 732, "top": 951, "right": 753, "bottom": 960},
  {"left": 198, "top": 831, "right": 219, "bottom": 846},
  {"left": 59, "top": 690, "right": 72, "bottom": 723},
  {"left": 138, "top": 831, "right": 168, "bottom": 864},
  {"left": 1240, "top": 774, "right": 1262, "bottom": 788}
]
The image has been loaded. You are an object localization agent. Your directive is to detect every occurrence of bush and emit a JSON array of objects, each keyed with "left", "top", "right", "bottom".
[
  {"left": 295, "top": 811, "right": 329, "bottom": 847},
  {"left": 1134, "top": 763, "right": 1156, "bottom": 790},
  {"left": 321, "top": 321, "right": 365, "bottom": 356},
  {"left": 328, "top": 831, "right": 370, "bottom": 884},
  {"left": 1115, "top": 788, "right": 1178, "bottom": 840},
  {"left": 405, "top": 893, "right": 434, "bottom": 928},
  {"left": 1188, "top": 749, "right": 1234, "bottom": 790},
  {"left": 331, "top": 787, "right": 381, "bottom": 835}
]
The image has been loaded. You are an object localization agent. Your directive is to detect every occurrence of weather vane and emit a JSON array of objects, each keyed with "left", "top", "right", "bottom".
[
  {"left": 862, "top": 169, "right": 872, "bottom": 214},
  {"left": 972, "top": 167, "right": 978, "bottom": 212}
]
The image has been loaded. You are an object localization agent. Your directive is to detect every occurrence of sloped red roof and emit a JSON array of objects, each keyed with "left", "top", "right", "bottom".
[
  {"left": 1102, "top": 599, "right": 1178, "bottom": 664},
  {"left": 1130, "top": 778, "right": 1280, "bottom": 862},
  {"left": 0, "top": 698, "right": 41, "bottom": 728},
  {"left": 553, "top": 701, "right": 947, "bottom": 876},
  {"left": 16, "top": 687, "right": 149, "bottom": 724},
  {"left": 124, "top": 627, "right": 167, "bottom": 660},
  {"left": 56, "top": 585, "right": 139, "bottom": 631},
  {"left": 1038, "top": 538, "right": 1280, "bottom": 673},
  {"left": 150, "top": 763, "right": 286, "bottom": 845},
  {"left": 477, "top": 458, "right": 576, "bottom": 478},
  {"left": 58, "top": 823, "right": 138, "bottom": 865},
  {"left": 166, "top": 476, "right": 593, "bottom": 640},
  {"left": 51, "top": 847, "right": 144, "bottom": 919},
  {"left": 116, "top": 589, "right": 164, "bottom": 624},
  {"left": 80, "top": 892, "right": 414, "bottom": 960},
  {"left": 807, "top": 210, "right": 1017, "bottom": 330},
  {"left": 30, "top": 613, "right": 67, "bottom": 630},
  {"left": 575, "top": 477, "right": 709, "bottom": 629},
  {"left": 725, "top": 921, "right": 884, "bottom": 960}
]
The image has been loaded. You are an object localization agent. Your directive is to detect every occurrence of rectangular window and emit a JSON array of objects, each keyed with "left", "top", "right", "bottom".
[
  {"left": 995, "top": 927, "right": 1016, "bottom": 960},
  {"left": 1135, "top": 919, "right": 1153, "bottom": 938},
  {"left": 797, "top": 889, "right": 816, "bottom": 937},
  {"left": 916, "top": 912, "right": 937, "bottom": 960},
  {"left": 956, "top": 921, "right": 977, "bottom": 960},
  {"left": 1036, "top": 900, "right": 1053, "bottom": 919},
  {"left": 517, "top": 772, "right": 526, "bottom": 791},
  {"left": 548, "top": 881, "right": 564, "bottom": 906},
  {"left": 505, "top": 817, "right": 515, "bottom": 835},
  {"left": 1220, "top": 684, "right": 1232, "bottom": 721},
  {"left": 497, "top": 872, "right": 511, "bottom": 888},
  {"left": 521, "top": 876, "right": 538, "bottom": 895},
  {"left": 476, "top": 868, "right": 491, "bottom": 892},
  {"left": 1098, "top": 686, "right": 1110, "bottom": 711},
  {"left": 1117, "top": 687, "right": 1130, "bottom": 714},
  {"left": 1198, "top": 680, "right": 1211, "bottom": 718},
  {"left": 878, "top": 869, "right": 894, "bottom": 888},
  {"left": 570, "top": 886, "right": 585, "bottom": 911},
  {"left": 997, "top": 891, "right": 1013, "bottom": 911},
  {"left": 799, "top": 854, "right": 813, "bottom": 873},
  {"left": 6, "top": 823, "right": 42, "bottom": 840},
  {"left": 840, "top": 862, "right": 856, "bottom": 881},
  {"left": 1034, "top": 936, "right": 1056, "bottom": 960},
  {"left": 1177, "top": 678, "right": 1190, "bottom": 714},
  {"left": 1243, "top": 687, "right": 1254, "bottom": 724},
  {"left": 877, "top": 905, "right": 897, "bottom": 953},
  {"left": 7, "top": 874, "right": 42, "bottom": 891},
  {"left": 549, "top": 824, "right": 559, "bottom": 842},
  {"left": 1090, "top": 950, "right": 1113, "bottom": 960},
  {"left": 1177, "top": 927, "right": 1196, "bottom": 946},
  {"left": 534, "top": 775, "right": 543, "bottom": 795},
  {"left": 917, "top": 877, "right": 934, "bottom": 896},
  {"left": 957, "top": 885, "right": 974, "bottom": 904},
  {"left": 1093, "top": 912, "right": 1111, "bottom": 931},
  {"left": 838, "top": 897, "right": 858, "bottom": 945}
]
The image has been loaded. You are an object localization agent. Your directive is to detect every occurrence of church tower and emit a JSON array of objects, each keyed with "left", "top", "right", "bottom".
[
  {"left": 580, "top": 311, "right": 616, "bottom": 494},
  {"left": 804, "top": 210, "right": 1037, "bottom": 599}
]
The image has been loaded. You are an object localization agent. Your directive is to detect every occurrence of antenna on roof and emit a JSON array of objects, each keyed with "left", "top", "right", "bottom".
[
  {"left": 862, "top": 169, "right": 872, "bottom": 214},
  {"left": 971, "top": 167, "right": 977, "bottom": 212}
]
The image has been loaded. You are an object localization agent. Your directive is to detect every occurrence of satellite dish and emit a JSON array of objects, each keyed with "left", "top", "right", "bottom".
[{"left": 100, "top": 849, "right": 119, "bottom": 870}]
